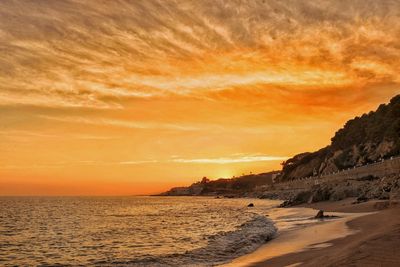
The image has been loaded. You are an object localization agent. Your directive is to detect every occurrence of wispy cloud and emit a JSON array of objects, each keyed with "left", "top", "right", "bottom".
[
  {"left": 0, "top": 130, "right": 119, "bottom": 140},
  {"left": 1, "top": 1, "right": 399, "bottom": 108},
  {"left": 118, "top": 160, "right": 159, "bottom": 165},
  {"left": 0, "top": 160, "right": 160, "bottom": 170},
  {"left": 0, "top": 154, "right": 287, "bottom": 170},
  {"left": 172, "top": 155, "right": 288, "bottom": 164},
  {"left": 123, "top": 69, "right": 353, "bottom": 94},
  {"left": 39, "top": 115, "right": 201, "bottom": 131}
]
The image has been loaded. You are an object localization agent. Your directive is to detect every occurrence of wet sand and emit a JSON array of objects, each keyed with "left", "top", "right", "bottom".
[{"left": 224, "top": 198, "right": 400, "bottom": 267}]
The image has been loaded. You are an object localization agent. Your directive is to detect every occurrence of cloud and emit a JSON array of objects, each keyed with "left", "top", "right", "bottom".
[
  {"left": 118, "top": 160, "right": 159, "bottom": 165},
  {"left": 1, "top": 0, "right": 399, "bottom": 108},
  {"left": 172, "top": 155, "right": 288, "bottom": 164},
  {"left": 0, "top": 160, "right": 160, "bottom": 169},
  {"left": 39, "top": 115, "right": 201, "bottom": 131},
  {"left": 0, "top": 130, "right": 119, "bottom": 140},
  {"left": 0, "top": 155, "right": 286, "bottom": 170},
  {"left": 123, "top": 69, "right": 353, "bottom": 94}
]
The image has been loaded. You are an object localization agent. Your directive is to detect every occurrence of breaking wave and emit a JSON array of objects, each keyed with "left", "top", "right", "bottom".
[
  {"left": 1, "top": 197, "right": 280, "bottom": 266},
  {"left": 115, "top": 215, "right": 277, "bottom": 266}
]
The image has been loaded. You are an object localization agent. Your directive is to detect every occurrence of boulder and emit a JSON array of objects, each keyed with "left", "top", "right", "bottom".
[
  {"left": 373, "top": 201, "right": 390, "bottom": 210},
  {"left": 315, "top": 210, "right": 324, "bottom": 219},
  {"left": 357, "top": 175, "right": 379, "bottom": 181},
  {"left": 356, "top": 195, "right": 368, "bottom": 203},
  {"left": 310, "top": 186, "right": 331, "bottom": 202},
  {"left": 247, "top": 203, "right": 254, "bottom": 207}
]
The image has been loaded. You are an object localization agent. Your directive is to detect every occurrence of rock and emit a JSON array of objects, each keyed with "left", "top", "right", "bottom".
[
  {"left": 279, "top": 200, "right": 291, "bottom": 207},
  {"left": 247, "top": 203, "right": 254, "bottom": 207},
  {"left": 329, "top": 188, "right": 347, "bottom": 201},
  {"left": 373, "top": 201, "right": 390, "bottom": 210},
  {"left": 378, "top": 193, "right": 390, "bottom": 200},
  {"left": 356, "top": 195, "right": 369, "bottom": 203},
  {"left": 315, "top": 210, "right": 324, "bottom": 219},
  {"left": 329, "top": 186, "right": 359, "bottom": 201},
  {"left": 389, "top": 200, "right": 399, "bottom": 207},
  {"left": 357, "top": 175, "right": 379, "bottom": 181},
  {"left": 310, "top": 186, "right": 331, "bottom": 202},
  {"left": 390, "top": 187, "right": 400, "bottom": 200},
  {"left": 294, "top": 190, "right": 313, "bottom": 204},
  {"left": 312, "top": 210, "right": 339, "bottom": 219}
]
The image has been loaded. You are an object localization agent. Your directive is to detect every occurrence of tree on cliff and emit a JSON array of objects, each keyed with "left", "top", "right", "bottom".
[
  {"left": 279, "top": 94, "right": 400, "bottom": 181},
  {"left": 200, "top": 177, "right": 210, "bottom": 184}
]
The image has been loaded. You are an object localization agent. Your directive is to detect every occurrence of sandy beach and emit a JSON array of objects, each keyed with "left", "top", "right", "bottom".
[{"left": 223, "top": 198, "right": 400, "bottom": 267}]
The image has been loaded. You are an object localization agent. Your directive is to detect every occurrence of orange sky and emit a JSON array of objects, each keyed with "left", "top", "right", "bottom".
[{"left": 0, "top": 0, "right": 399, "bottom": 195}]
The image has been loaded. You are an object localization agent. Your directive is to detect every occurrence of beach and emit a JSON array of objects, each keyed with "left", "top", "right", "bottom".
[{"left": 224, "top": 198, "right": 400, "bottom": 267}]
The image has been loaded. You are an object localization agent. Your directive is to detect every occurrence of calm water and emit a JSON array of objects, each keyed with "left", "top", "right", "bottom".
[{"left": 0, "top": 197, "right": 287, "bottom": 266}]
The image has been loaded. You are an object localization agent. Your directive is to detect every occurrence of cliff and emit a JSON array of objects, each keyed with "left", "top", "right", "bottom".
[
  {"left": 279, "top": 95, "right": 400, "bottom": 181},
  {"left": 160, "top": 171, "right": 280, "bottom": 196},
  {"left": 161, "top": 95, "right": 400, "bottom": 199}
]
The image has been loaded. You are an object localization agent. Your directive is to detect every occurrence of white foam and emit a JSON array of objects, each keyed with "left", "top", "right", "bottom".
[{"left": 127, "top": 215, "right": 277, "bottom": 266}]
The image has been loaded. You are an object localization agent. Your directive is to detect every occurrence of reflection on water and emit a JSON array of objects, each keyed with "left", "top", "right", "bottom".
[{"left": 0, "top": 196, "right": 281, "bottom": 266}]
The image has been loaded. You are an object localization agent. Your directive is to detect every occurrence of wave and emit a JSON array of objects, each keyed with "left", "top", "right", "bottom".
[{"left": 109, "top": 215, "right": 277, "bottom": 266}]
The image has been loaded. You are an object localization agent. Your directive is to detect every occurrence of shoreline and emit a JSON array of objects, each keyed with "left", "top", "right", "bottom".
[{"left": 224, "top": 198, "right": 400, "bottom": 267}]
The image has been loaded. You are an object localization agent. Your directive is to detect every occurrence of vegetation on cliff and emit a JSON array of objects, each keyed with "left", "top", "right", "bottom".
[
  {"left": 280, "top": 95, "right": 400, "bottom": 181},
  {"left": 161, "top": 95, "right": 400, "bottom": 196},
  {"left": 160, "top": 171, "right": 280, "bottom": 196}
]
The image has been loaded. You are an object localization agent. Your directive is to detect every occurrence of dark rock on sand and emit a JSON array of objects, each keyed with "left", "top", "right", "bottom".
[
  {"left": 313, "top": 209, "right": 339, "bottom": 219},
  {"left": 315, "top": 210, "right": 324, "bottom": 219}
]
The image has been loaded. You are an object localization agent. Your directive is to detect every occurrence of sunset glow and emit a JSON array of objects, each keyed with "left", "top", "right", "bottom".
[{"left": 1, "top": 0, "right": 399, "bottom": 195}]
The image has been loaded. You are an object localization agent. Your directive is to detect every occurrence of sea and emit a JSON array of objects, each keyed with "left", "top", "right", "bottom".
[{"left": 0, "top": 196, "right": 315, "bottom": 266}]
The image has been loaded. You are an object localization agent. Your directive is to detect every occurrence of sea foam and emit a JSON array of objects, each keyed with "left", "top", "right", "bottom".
[
  {"left": 124, "top": 214, "right": 277, "bottom": 266},
  {"left": 0, "top": 197, "right": 279, "bottom": 266}
]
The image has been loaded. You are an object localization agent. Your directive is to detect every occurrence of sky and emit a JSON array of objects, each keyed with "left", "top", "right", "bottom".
[{"left": 1, "top": 0, "right": 400, "bottom": 195}]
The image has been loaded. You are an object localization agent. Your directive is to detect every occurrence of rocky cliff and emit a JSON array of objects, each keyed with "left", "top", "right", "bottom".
[
  {"left": 279, "top": 95, "right": 400, "bottom": 181},
  {"left": 160, "top": 171, "right": 280, "bottom": 196}
]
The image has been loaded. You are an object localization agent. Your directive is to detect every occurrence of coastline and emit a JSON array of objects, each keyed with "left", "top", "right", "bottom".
[{"left": 223, "top": 198, "right": 400, "bottom": 267}]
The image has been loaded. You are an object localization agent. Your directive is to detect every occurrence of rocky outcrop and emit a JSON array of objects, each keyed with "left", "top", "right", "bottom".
[
  {"left": 277, "top": 174, "right": 400, "bottom": 207},
  {"left": 315, "top": 210, "right": 324, "bottom": 219},
  {"left": 279, "top": 95, "right": 400, "bottom": 182},
  {"left": 160, "top": 95, "right": 400, "bottom": 204},
  {"left": 159, "top": 171, "right": 280, "bottom": 196}
]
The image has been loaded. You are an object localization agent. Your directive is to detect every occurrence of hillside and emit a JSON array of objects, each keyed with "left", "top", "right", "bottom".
[
  {"left": 160, "top": 171, "right": 280, "bottom": 196},
  {"left": 161, "top": 95, "right": 400, "bottom": 197},
  {"left": 279, "top": 95, "right": 400, "bottom": 181}
]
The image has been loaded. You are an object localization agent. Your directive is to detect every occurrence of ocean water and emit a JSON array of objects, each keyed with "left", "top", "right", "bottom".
[{"left": 0, "top": 196, "right": 292, "bottom": 266}]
